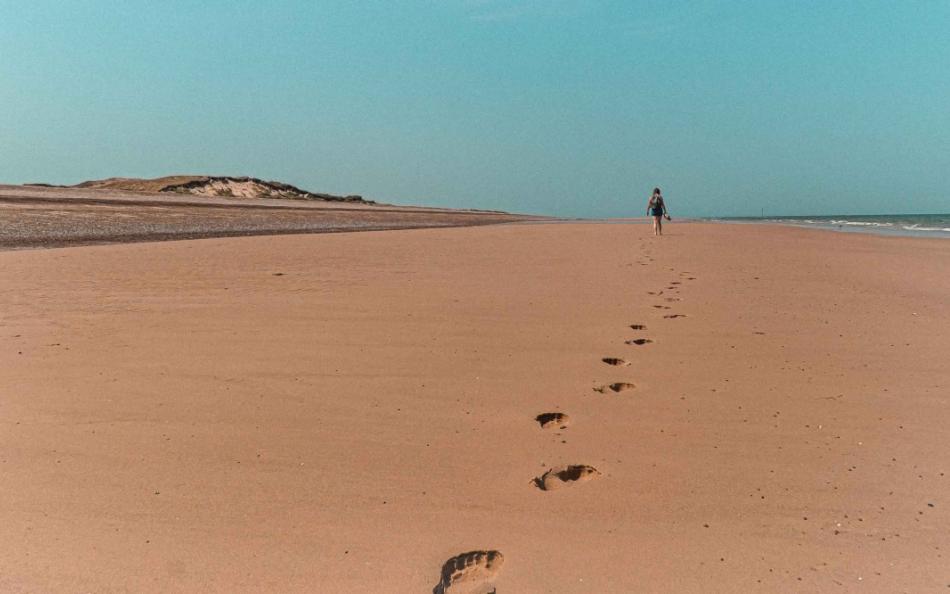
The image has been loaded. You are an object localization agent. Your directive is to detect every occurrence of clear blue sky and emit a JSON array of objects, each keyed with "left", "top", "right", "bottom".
[{"left": 1, "top": 1, "right": 948, "bottom": 217}]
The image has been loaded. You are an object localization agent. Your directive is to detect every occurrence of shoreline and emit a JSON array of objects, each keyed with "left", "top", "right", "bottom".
[
  {"left": 1, "top": 222, "right": 948, "bottom": 592},
  {"left": 708, "top": 214, "right": 950, "bottom": 239}
]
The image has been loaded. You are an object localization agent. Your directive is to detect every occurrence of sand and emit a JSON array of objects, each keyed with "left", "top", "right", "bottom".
[
  {"left": 0, "top": 184, "right": 536, "bottom": 249},
  {"left": 1, "top": 222, "right": 948, "bottom": 592}
]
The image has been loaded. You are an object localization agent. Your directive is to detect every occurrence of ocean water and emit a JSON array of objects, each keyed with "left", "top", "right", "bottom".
[{"left": 713, "top": 214, "right": 950, "bottom": 238}]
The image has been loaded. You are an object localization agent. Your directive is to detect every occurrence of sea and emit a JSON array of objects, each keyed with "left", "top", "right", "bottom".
[{"left": 712, "top": 214, "right": 950, "bottom": 238}]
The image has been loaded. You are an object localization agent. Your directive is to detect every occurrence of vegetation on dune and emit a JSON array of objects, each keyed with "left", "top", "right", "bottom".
[{"left": 69, "top": 175, "right": 369, "bottom": 203}]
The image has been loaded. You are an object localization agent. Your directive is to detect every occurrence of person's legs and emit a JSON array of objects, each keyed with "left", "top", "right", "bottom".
[{"left": 654, "top": 215, "right": 662, "bottom": 235}]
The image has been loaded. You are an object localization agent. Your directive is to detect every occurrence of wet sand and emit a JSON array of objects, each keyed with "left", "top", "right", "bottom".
[
  {"left": 0, "top": 184, "right": 535, "bottom": 249},
  {"left": 1, "top": 222, "right": 948, "bottom": 592}
]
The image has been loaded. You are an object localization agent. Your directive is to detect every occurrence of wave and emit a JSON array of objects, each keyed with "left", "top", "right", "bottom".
[
  {"left": 902, "top": 224, "right": 950, "bottom": 232},
  {"left": 829, "top": 220, "right": 894, "bottom": 227},
  {"left": 715, "top": 214, "right": 950, "bottom": 238}
]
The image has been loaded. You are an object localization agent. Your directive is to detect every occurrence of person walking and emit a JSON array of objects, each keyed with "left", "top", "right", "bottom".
[{"left": 647, "top": 187, "right": 670, "bottom": 236}]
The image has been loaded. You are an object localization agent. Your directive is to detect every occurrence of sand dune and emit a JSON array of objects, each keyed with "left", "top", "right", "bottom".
[
  {"left": 38, "top": 175, "right": 368, "bottom": 202},
  {"left": 1, "top": 222, "right": 948, "bottom": 592}
]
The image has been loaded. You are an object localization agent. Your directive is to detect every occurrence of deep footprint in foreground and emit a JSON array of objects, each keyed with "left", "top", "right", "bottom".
[
  {"left": 594, "top": 382, "right": 636, "bottom": 393},
  {"left": 602, "top": 357, "right": 630, "bottom": 366},
  {"left": 536, "top": 412, "right": 571, "bottom": 429},
  {"left": 626, "top": 339, "right": 653, "bottom": 346},
  {"left": 534, "top": 465, "right": 601, "bottom": 491},
  {"left": 433, "top": 550, "right": 505, "bottom": 594}
]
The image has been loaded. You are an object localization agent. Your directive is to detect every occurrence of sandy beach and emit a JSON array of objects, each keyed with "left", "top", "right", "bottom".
[
  {"left": 1, "top": 222, "right": 948, "bottom": 592},
  {"left": 0, "top": 184, "right": 536, "bottom": 249}
]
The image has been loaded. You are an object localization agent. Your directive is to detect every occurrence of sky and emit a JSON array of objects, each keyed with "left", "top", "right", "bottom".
[{"left": 1, "top": 0, "right": 948, "bottom": 218}]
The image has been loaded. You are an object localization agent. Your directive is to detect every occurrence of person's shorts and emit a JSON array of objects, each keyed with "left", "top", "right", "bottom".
[{"left": 651, "top": 208, "right": 663, "bottom": 217}]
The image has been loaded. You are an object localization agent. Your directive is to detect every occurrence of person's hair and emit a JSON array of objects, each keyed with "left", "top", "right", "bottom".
[{"left": 653, "top": 187, "right": 661, "bottom": 195}]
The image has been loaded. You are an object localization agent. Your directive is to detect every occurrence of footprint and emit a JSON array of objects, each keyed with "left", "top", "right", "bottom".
[
  {"left": 433, "top": 550, "right": 505, "bottom": 594},
  {"left": 664, "top": 297, "right": 680, "bottom": 302},
  {"left": 594, "top": 382, "right": 636, "bottom": 393},
  {"left": 626, "top": 339, "right": 653, "bottom": 346},
  {"left": 670, "top": 281, "right": 681, "bottom": 285},
  {"left": 601, "top": 357, "right": 630, "bottom": 366},
  {"left": 536, "top": 412, "right": 571, "bottom": 429},
  {"left": 630, "top": 324, "right": 647, "bottom": 330},
  {"left": 534, "top": 465, "right": 600, "bottom": 491},
  {"left": 652, "top": 305, "right": 671, "bottom": 309},
  {"left": 663, "top": 314, "right": 687, "bottom": 319}
]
